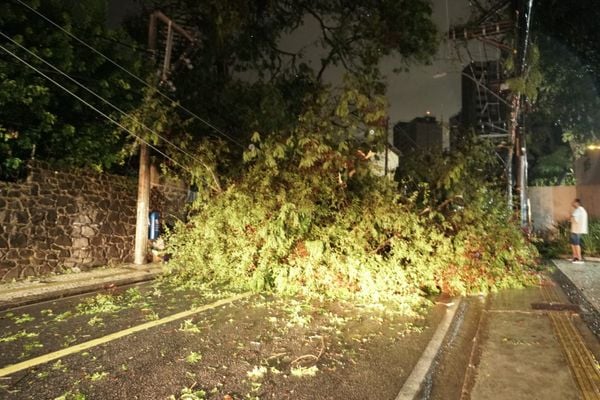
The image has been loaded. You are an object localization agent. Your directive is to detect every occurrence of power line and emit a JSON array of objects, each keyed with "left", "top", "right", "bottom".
[
  {"left": 0, "top": 30, "right": 218, "bottom": 175},
  {"left": 0, "top": 41, "right": 190, "bottom": 173},
  {"left": 11, "top": 0, "right": 244, "bottom": 149}
]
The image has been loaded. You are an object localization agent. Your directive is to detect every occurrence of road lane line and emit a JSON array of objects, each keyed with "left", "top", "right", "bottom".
[{"left": 0, "top": 291, "right": 252, "bottom": 378}]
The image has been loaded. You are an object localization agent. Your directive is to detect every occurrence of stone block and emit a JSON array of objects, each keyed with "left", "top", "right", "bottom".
[
  {"left": 9, "top": 199, "right": 23, "bottom": 210},
  {"left": 38, "top": 265, "right": 54, "bottom": 275},
  {"left": 46, "top": 209, "right": 57, "bottom": 224},
  {"left": 77, "top": 215, "right": 93, "bottom": 225},
  {"left": 29, "top": 184, "right": 40, "bottom": 196},
  {"left": 65, "top": 204, "right": 78, "bottom": 214},
  {"left": 55, "top": 235, "right": 72, "bottom": 247},
  {"left": 19, "top": 249, "right": 34, "bottom": 258},
  {"left": 72, "top": 237, "right": 89, "bottom": 249},
  {"left": 90, "top": 236, "right": 103, "bottom": 246},
  {"left": 56, "top": 195, "right": 72, "bottom": 207},
  {"left": 0, "top": 236, "right": 7, "bottom": 248},
  {"left": 71, "top": 226, "right": 81, "bottom": 238},
  {"left": 2, "top": 266, "right": 20, "bottom": 281},
  {"left": 31, "top": 210, "right": 45, "bottom": 224},
  {"left": 99, "top": 223, "right": 112, "bottom": 235},
  {"left": 38, "top": 197, "right": 56, "bottom": 207},
  {"left": 81, "top": 226, "right": 95, "bottom": 238},
  {"left": 9, "top": 233, "right": 28, "bottom": 248},
  {"left": 19, "top": 266, "right": 36, "bottom": 278},
  {"left": 35, "top": 241, "right": 50, "bottom": 250},
  {"left": 107, "top": 246, "right": 121, "bottom": 258},
  {"left": 0, "top": 260, "right": 16, "bottom": 270},
  {"left": 14, "top": 211, "right": 29, "bottom": 224},
  {"left": 49, "top": 227, "right": 65, "bottom": 237}
]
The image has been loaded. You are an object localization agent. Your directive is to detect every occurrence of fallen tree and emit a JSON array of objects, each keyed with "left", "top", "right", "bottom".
[{"left": 163, "top": 84, "right": 539, "bottom": 306}]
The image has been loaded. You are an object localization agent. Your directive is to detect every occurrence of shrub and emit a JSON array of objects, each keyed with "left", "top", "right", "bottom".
[{"left": 540, "top": 218, "right": 600, "bottom": 258}]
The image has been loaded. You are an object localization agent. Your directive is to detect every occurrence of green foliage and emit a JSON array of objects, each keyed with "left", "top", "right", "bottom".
[
  {"left": 531, "top": 1, "right": 600, "bottom": 153},
  {"left": 0, "top": 0, "right": 147, "bottom": 178},
  {"left": 127, "top": 0, "right": 437, "bottom": 155},
  {"left": 528, "top": 146, "right": 575, "bottom": 186},
  {"left": 506, "top": 44, "right": 543, "bottom": 102},
  {"left": 541, "top": 218, "right": 600, "bottom": 258},
  {"left": 164, "top": 84, "right": 538, "bottom": 304}
]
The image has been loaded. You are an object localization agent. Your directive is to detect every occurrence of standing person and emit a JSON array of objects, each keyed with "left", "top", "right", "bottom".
[{"left": 570, "top": 198, "right": 588, "bottom": 264}]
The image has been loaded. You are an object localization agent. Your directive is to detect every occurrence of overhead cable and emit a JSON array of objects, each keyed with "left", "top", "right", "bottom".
[
  {"left": 12, "top": 0, "right": 244, "bottom": 148},
  {"left": 0, "top": 30, "right": 215, "bottom": 172},
  {"left": 0, "top": 42, "right": 190, "bottom": 173}
]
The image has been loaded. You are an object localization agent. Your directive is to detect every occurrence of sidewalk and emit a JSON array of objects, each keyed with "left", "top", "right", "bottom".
[
  {"left": 554, "top": 259, "right": 600, "bottom": 320},
  {"left": 466, "top": 261, "right": 600, "bottom": 400},
  {"left": 0, "top": 263, "right": 163, "bottom": 311},
  {"left": 426, "top": 262, "right": 600, "bottom": 400}
]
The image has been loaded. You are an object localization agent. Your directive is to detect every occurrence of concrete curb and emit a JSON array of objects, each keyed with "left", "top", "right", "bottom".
[
  {"left": 395, "top": 299, "right": 462, "bottom": 400},
  {"left": 0, "top": 263, "right": 163, "bottom": 311}
]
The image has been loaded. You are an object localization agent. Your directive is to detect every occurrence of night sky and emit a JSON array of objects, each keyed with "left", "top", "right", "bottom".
[
  {"left": 109, "top": 0, "right": 478, "bottom": 125},
  {"left": 383, "top": 0, "right": 472, "bottom": 123}
]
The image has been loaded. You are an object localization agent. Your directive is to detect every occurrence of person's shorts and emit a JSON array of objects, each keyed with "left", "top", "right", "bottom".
[{"left": 570, "top": 233, "right": 582, "bottom": 245}]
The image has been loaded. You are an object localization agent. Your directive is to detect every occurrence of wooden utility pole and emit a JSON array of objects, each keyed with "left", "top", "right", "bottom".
[
  {"left": 133, "top": 143, "right": 150, "bottom": 264},
  {"left": 133, "top": 11, "right": 198, "bottom": 264}
]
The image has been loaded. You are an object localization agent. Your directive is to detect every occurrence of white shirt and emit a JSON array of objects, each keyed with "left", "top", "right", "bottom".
[{"left": 571, "top": 206, "right": 588, "bottom": 234}]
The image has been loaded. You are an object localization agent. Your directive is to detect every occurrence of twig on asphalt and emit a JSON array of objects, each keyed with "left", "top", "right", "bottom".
[{"left": 290, "top": 335, "right": 326, "bottom": 366}]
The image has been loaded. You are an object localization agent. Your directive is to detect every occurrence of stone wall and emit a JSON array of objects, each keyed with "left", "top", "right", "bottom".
[{"left": 0, "top": 162, "right": 185, "bottom": 281}]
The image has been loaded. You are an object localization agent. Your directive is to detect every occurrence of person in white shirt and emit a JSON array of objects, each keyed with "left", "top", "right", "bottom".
[{"left": 570, "top": 198, "right": 588, "bottom": 263}]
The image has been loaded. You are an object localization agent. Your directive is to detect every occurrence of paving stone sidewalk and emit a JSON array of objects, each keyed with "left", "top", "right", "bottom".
[{"left": 554, "top": 258, "right": 600, "bottom": 313}]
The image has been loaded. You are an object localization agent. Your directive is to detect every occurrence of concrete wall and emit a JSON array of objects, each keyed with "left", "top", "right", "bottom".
[
  {"left": 0, "top": 162, "right": 186, "bottom": 281},
  {"left": 529, "top": 186, "right": 576, "bottom": 232},
  {"left": 529, "top": 185, "right": 600, "bottom": 232}
]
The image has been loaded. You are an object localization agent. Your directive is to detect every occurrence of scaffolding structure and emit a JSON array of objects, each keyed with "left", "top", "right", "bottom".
[{"left": 448, "top": 0, "right": 534, "bottom": 224}]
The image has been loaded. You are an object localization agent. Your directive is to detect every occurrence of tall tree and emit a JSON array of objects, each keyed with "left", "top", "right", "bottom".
[
  {"left": 128, "top": 0, "right": 438, "bottom": 147},
  {"left": 528, "top": 0, "right": 600, "bottom": 184},
  {"left": 0, "top": 0, "right": 147, "bottom": 179}
]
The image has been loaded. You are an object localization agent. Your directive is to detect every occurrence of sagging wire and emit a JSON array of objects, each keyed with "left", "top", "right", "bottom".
[
  {"left": 11, "top": 0, "right": 245, "bottom": 149},
  {"left": 0, "top": 41, "right": 188, "bottom": 173},
  {"left": 0, "top": 29, "right": 219, "bottom": 187}
]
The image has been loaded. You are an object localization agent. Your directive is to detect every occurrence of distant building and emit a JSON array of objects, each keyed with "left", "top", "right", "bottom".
[
  {"left": 393, "top": 115, "right": 449, "bottom": 152},
  {"left": 372, "top": 128, "right": 400, "bottom": 177},
  {"left": 460, "top": 60, "right": 509, "bottom": 138}
]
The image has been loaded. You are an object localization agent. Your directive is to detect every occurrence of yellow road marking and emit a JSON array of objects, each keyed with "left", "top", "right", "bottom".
[{"left": 0, "top": 292, "right": 252, "bottom": 378}]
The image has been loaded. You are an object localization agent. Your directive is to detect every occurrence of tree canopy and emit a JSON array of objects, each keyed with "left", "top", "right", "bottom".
[
  {"left": 528, "top": 0, "right": 600, "bottom": 184},
  {"left": 127, "top": 0, "right": 438, "bottom": 148},
  {"left": 0, "top": 0, "right": 146, "bottom": 179}
]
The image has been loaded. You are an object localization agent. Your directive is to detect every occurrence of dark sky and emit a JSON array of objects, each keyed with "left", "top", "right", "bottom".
[
  {"left": 108, "top": 0, "right": 480, "bottom": 125},
  {"left": 277, "top": 0, "right": 476, "bottom": 124},
  {"left": 383, "top": 0, "right": 472, "bottom": 123}
]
